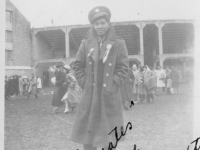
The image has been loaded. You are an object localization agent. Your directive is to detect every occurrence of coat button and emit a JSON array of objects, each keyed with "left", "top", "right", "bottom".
[
  {"left": 89, "top": 62, "right": 92, "bottom": 65},
  {"left": 109, "top": 63, "right": 112, "bottom": 66},
  {"left": 103, "top": 84, "right": 106, "bottom": 87},
  {"left": 106, "top": 73, "right": 109, "bottom": 76}
]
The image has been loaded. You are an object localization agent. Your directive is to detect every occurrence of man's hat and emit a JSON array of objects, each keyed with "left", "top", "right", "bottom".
[{"left": 88, "top": 6, "right": 111, "bottom": 24}]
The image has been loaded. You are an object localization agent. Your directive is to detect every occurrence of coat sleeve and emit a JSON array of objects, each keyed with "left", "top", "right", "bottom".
[
  {"left": 73, "top": 40, "right": 86, "bottom": 88},
  {"left": 113, "top": 40, "right": 129, "bottom": 87}
]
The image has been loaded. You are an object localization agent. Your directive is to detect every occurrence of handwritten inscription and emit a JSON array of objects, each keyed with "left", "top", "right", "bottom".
[
  {"left": 188, "top": 137, "right": 200, "bottom": 150},
  {"left": 101, "top": 122, "right": 132, "bottom": 150},
  {"left": 130, "top": 101, "right": 134, "bottom": 108}
]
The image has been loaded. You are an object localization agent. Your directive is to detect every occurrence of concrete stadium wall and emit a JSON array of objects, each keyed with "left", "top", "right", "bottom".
[{"left": 33, "top": 34, "right": 54, "bottom": 61}]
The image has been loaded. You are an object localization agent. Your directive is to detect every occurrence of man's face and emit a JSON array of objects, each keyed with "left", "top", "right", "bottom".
[{"left": 93, "top": 17, "right": 110, "bottom": 36}]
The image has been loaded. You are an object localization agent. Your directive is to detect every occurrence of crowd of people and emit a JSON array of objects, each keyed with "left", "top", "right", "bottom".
[
  {"left": 5, "top": 74, "right": 42, "bottom": 100},
  {"left": 120, "top": 64, "right": 192, "bottom": 110}
]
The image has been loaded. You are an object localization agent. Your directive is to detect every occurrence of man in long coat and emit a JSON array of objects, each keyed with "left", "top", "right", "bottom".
[{"left": 70, "top": 6, "right": 129, "bottom": 150}]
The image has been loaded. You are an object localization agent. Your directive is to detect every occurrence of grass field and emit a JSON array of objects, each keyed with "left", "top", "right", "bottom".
[{"left": 5, "top": 84, "right": 194, "bottom": 150}]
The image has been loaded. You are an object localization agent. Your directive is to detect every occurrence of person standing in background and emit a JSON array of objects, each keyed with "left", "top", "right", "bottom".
[
  {"left": 156, "top": 66, "right": 166, "bottom": 95},
  {"left": 135, "top": 66, "right": 146, "bottom": 103},
  {"left": 12, "top": 75, "right": 19, "bottom": 96},
  {"left": 61, "top": 65, "right": 82, "bottom": 113},
  {"left": 37, "top": 77, "right": 42, "bottom": 94},
  {"left": 26, "top": 73, "right": 38, "bottom": 100},
  {"left": 23, "top": 77, "right": 29, "bottom": 96},
  {"left": 132, "top": 64, "right": 139, "bottom": 102},
  {"left": 165, "top": 67, "right": 172, "bottom": 94},
  {"left": 170, "top": 66, "right": 180, "bottom": 94},
  {"left": 51, "top": 65, "right": 69, "bottom": 113},
  {"left": 143, "top": 65, "right": 157, "bottom": 103},
  {"left": 8, "top": 76, "right": 14, "bottom": 96},
  {"left": 19, "top": 75, "right": 24, "bottom": 95}
]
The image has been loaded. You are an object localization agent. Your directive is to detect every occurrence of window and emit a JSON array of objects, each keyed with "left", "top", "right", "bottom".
[
  {"left": 6, "top": 11, "right": 12, "bottom": 21},
  {"left": 5, "top": 31, "right": 13, "bottom": 42},
  {"left": 5, "top": 50, "right": 13, "bottom": 61}
]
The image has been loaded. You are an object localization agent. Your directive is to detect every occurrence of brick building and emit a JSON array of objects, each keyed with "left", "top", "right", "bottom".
[
  {"left": 32, "top": 20, "right": 194, "bottom": 87},
  {"left": 5, "top": 0, "right": 32, "bottom": 77}
]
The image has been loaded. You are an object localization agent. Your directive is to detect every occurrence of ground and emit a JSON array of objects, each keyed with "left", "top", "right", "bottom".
[{"left": 5, "top": 84, "right": 194, "bottom": 150}]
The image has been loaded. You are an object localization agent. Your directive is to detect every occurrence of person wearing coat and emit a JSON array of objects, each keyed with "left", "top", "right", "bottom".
[
  {"left": 8, "top": 76, "right": 15, "bottom": 96},
  {"left": 37, "top": 77, "right": 42, "bottom": 93},
  {"left": 120, "top": 67, "right": 134, "bottom": 110},
  {"left": 51, "top": 65, "right": 69, "bottom": 113},
  {"left": 18, "top": 75, "right": 24, "bottom": 95},
  {"left": 61, "top": 65, "right": 82, "bottom": 113},
  {"left": 26, "top": 73, "right": 38, "bottom": 100},
  {"left": 70, "top": 6, "right": 129, "bottom": 150},
  {"left": 135, "top": 66, "right": 146, "bottom": 103},
  {"left": 143, "top": 65, "right": 157, "bottom": 103},
  {"left": 13, "top": 75, "right": 19, "bottom": 96},
  {"left": 23, "top": 77, "right": 29, "bottom": 96},
  {"left": 170, "top": 66, "right": 180, "bottom": 94},
  {"left": 156, "top": 66, "right": 166, "bottom": 94},
  {"left": 132, "top": 64, "right": 139, "bottom": 102}
]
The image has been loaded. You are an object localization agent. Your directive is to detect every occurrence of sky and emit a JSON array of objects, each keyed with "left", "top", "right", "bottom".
[{"left": 9, "top": 0, "right": 199, "bottom": 28}]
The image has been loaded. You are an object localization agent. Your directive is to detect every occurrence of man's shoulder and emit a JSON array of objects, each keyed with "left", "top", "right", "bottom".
[{"left": 115, "top": 36, "right": 125, "bottom": 42}]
